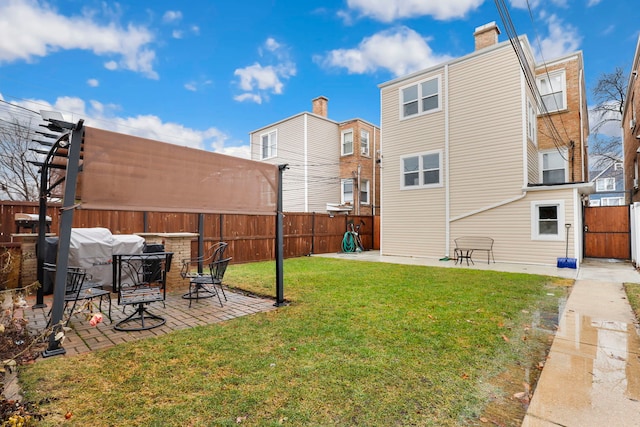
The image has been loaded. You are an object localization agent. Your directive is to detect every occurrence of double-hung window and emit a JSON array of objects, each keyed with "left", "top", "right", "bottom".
[
  {"left": 401, "top": 151, "right": 442, "bottom": 189},
  {"left": 531, "top": 200, "right": 565, "bottom": 241},
  {"left": 537, "top": 70, "right": 566, "bottom": 112},
  {"left": 260, "top": 130, "right": 277, "bottom": 160},
  {"left": 360, "top": 130, "right": 370, "bottom": 156},
  {"left": 596, "top": 177, "right": 615, "bottom": 192},
  {"left": 540, "top": 150, "right": 567, "bottom": 184},
  {"left": 360, "top": 179, "right": 370, "bottom": 204},
  {"left": 401, "top": 76, "right": 440, "bottom": 118},
  {"left": 341, "top": 179, "right": 353, "bottom": 204},
  {"left": 342, "top": 130, "right": 354, "bottom": 155}
]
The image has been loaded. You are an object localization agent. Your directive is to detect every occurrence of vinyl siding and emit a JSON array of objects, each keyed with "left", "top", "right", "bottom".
[
  {"left": 381, "top": 69, "right": 447, "bottom": 257},
  {"left": 251, "top": 114, "right": 341, "bottom": 213},
  {"left": 448, "top": 46, "right": 525, "bottom": 219},
  {"left": 305, "top": 115, "right": 341, "bottom": 212},
  {"left": 450, "top": 188, "right": 579, "bottom": 265}
]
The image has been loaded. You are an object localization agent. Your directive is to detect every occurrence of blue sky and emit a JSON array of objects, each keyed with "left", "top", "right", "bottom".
[{"left": 0, "top": 0, "right": 638, "bottom": 158}]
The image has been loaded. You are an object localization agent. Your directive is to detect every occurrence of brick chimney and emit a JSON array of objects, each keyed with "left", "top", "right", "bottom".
[
  {"left": 312, "top": 96, "right": 328, "bottom": 117},
  {"left": 474, "top": 22, "right": 501, "bottom": 51}
]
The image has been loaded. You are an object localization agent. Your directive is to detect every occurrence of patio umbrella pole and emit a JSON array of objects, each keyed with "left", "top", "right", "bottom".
[{"left": 275, "top": 164, "right": 288, "bottom": 306}]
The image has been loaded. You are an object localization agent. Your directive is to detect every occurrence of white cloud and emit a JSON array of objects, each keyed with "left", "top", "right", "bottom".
[
  {"left": 510, "top": 0, "right": 567, "bottom": 8},
  {"left": 317, "top": 26, "right": 452, "bottom": 77},
  {"left": 0, "top": 0, "right": 158, "bottom": 79},
  {"left": 587, "top": 0, "right": 602, "bottom": 6},
  {"left": 232, "top": 38, "right": 296, "bottom": 104},
  {"left": 172, "top": 30, "right": 183, "bottom": 39},
  {"left": 163, "top": 10, "right": 182, "bottom": 23},
  {"left": 184, "top": 82, "right": 197, "bottom": 92},
  {"left": 344, "top": 0, "right": 484, "bottom": 22},
  {"left": 191, "top": 25, "right": 200, "bottom": 35},
  {"left": 536, "top": 14, "right": 581, "bottom": 60},
  {"left": 104, "top": 60, "right": 118, "bottom": 70},
  {"left": 234, "top": 93, "right": 263, "bottom": 104},
  {"left": 588, "top": 102, "right": 622, "bottom": 138},
  {"left": 87, "top": 78, "right": 99, "bottom": 87},
  {"left": 0, "top": 93, "right": 242, "bottom": 156}
]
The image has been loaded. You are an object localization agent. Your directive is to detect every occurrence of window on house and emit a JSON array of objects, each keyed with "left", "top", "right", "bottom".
[
  {"left": 531, "top": 201, "right": 565, "bottom": 241},
  {"left": 537, "top": 70, "right": 566, "bottom": 112},
  {"left": 602, "top": 197, "right": 624, "bottom": 206},
  {"left": 341, "top": 179, "right": 353, "bottom": 204},
  {"left": 260, "top": 130, "right": 277, "bottom": 159},
  {"left": 360, "top": 130, "right": 370, "bottom": 156},
  {"left": 540, "top": 150, "right": 567, "bottom": 184},
  {"left": 589, "top": 199, "right": 601, "bottom": 207},
  {"left": 360, "top": 179, "right": 370, "bottom": 204},
  {"left": 401, "top": 151, "right": 442, "bottom": 189},
  {"left": 342, "top": 130, "right": 354, "bottom": 155},
  {"left": 527, "top": 101, "right": 537, "bottom": 144},
  {"left": 401, "top": 76, "right": 440, "bottom": 118},
  {"left": 596, "top": 177, "right": 615, "bottom": 192}
]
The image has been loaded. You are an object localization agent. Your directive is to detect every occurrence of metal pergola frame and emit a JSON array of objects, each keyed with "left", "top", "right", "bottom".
[{"left": 33, "top": 118, "right": 286, "bottom": 357}]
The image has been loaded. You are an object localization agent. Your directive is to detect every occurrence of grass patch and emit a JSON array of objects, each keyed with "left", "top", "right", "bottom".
[
  {"left": 624, "top": 282, "right": 640, "bottom": 322},
  {"left": 19, "top": 257, "right": 568, "bottom": 426}
]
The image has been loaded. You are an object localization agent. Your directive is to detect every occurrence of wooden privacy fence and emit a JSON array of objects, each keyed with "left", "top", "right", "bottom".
[{"left": 0, "top": 201, "right": 377, "bottom": 263}]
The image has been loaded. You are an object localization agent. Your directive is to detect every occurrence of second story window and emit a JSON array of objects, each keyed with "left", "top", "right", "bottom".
[
  {"left": 342, "top": 130, "right": 354, "bottom": 155},
  {"left": 401, "top": 151, "right": 442, "bottom": 189},
  {"left": 360, "top": 130, "right": 370, "bottom": 156},
  {"left": 537, "top": 70, "right": 566, "bottom": 112},
  {"left": 401, "top": 76, "right": 440, "bottom": 119},
  {"left": 596, "top": 177, "right": 615, "bottom": 192},
  {"left": 261, "top": 130, "right": 277, "bottom": 160},
  {"left": 540, "top": 150, "right": 567, "bottom": 184}
]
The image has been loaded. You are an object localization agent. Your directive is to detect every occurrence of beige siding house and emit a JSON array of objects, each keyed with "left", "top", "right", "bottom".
[
  {"left": 379, "top": 22, "right": 592, "bottom": 267},
  {"left": 623, "top": 35, "right": 640, "bottom": 204},
  {"left": 250, "top": 97, "right": 381, "bottom": 215}
]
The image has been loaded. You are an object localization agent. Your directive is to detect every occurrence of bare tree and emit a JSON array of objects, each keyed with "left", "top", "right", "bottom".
[
  {"left": 0, "top": 116, "right": 41, "bottom": 201},
  {"left": 589, "top": 67, "right": 627, "bottom": 169}
]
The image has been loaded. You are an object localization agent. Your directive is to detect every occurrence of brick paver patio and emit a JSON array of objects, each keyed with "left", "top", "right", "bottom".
[{"left": 24, "top": 288, "right": 278, "bottom": 357}]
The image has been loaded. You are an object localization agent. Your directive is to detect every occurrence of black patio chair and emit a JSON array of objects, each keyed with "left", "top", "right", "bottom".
[
  {"left": 183, "top": 257, "right": 231, "bottom": 308},
  {"left": 181, "top": 242, "right": 228, "bottom": 306},
  {"left": 45, "top": 262, "right": 112, "bottom": 327}
]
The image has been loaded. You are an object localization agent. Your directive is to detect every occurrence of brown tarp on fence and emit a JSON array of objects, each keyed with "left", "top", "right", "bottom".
[{"left": 80, "top": 127, "right": 278, "bottom": 215}]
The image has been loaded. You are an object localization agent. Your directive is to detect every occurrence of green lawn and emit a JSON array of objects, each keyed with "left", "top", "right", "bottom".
[
  {"left": 20, "top": 257, "right": 568, "bottom": 426},
  {"left": 624, "top": 282, "right": 640, "bottom": 321}
]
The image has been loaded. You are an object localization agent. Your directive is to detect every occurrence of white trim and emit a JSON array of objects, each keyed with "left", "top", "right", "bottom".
[
  {"left": 530, "top": 200, "right": 565, "bottom": 241},
  {"left": 303, "top": 114, "right": 308, "bottom": 212},
  {"left": 398, "top": 75, "right": 442, "bottom": 120},
  {"left": 536, "top": 69, "right": 567, "bottom": 113},
  {"left": 341, "top": 178, "right": 354, "bottom": 204},
  {"left": 539, "top": 149, "right": 568, "bottom": 183},
  {"left": 444, "top": 64, "right": 451, "bottom": 256},
  {"left": 360, "top": 129, "right": 370, "bottom": 156},
  {"left": 260, "top": 129, "right": 277, "bottom": 160},
  {"left": 360, "top": 179, "right": 370, "bottom": 205},
  {"left": 400, "top": 150, "right": 443, "bottom": 190},
  {"left": 341, "top": 129, "right": 354, "bottom": 156}
]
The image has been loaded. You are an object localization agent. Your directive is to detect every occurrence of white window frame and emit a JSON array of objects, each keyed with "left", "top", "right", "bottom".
[
  {"left": 260, "top": 129, "right": 277, "bottom": 160},
  {"left": 589, "top": 199, "right": 601, "bottom": 207},
  {"left": 595, "top": 177, "right": 615, "bottom": 192},
  {"left": 341, "top": 178, "right": 353, "bottom": 204},
  {"left": 601, "top": 197, "right": 624, "bottom": 206},
  {"left": 527, "top": 100, "right": 537, "bottom": 145},
  {"left": 360, "top": 179, "right": 370, "bottom": 205},
  {"left": 360, "top": 129, "right": 370, "bottom": 156},
  {"left": 399, "top": 75, "right": 441, "bottom": 119},
  {"left": 531, "top": 200, "right": 565, "bottom": 241},
  {"left": 400, "top": 150, "right": 443, "bottom": 190},
  {"left": 341, "top": 129, "right": 354, "bottom": 156},
  {"left": 536, "top": 70, "right": 567, "bottom": 113},
  {"left": 539, "top": 150, "right": 568, "bottom": 184}
]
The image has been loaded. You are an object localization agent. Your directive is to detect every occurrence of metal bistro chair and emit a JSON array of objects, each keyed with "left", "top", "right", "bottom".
[
  {"left": 44, "top": 262, "right": 112, "bottom": 327},
  {"left": 181, "top": 242, "right": 228, "bottom": 307},
  {"left": 112, "top": 252, "right": 173, "bottom": 331}
]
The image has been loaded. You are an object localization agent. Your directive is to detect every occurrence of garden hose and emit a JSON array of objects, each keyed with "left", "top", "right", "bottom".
[{"left": 341, "top": 231, "right": 356, "bottom": 253}]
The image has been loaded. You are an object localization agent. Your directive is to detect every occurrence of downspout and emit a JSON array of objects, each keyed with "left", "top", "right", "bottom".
[
  {"left": 373, "top": 127, "right": 377, "bottom": 216},
  {"left": 444, "top": 64, "right": 451, "bottom": 256},
  {"left": 579, "top": 68, "right": 585, "bottom": 182},
  {"left": 304, "top": 113, "right": 309, "bottom": 212}
]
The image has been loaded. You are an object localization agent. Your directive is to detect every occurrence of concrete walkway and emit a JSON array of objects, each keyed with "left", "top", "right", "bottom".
[{"left": 315, "top": 251, "right": 640, "bottom": 427}]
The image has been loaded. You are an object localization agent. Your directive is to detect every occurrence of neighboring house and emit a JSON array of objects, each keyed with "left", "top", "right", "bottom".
[
  {"left": 249, "top": 97, "right": 380, "bottom": 215},
  {"left": 623, "top": 35, "right": 640, "bottom": 204},
  {"left": 589, "top": 159, "right": 625, "bottom": 206},
  {"left": 378, "top": 22, "right": 592, "bottom": 266}
]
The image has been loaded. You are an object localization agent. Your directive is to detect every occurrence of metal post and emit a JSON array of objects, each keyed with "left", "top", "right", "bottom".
[
  {"left": 43, "top": 120, "right": 84, "bottom": 358},
  {"left": 33, "top": 162, "right": 50, "bottom": 309},
  {"left": 198, "top": 213, "right": 204, "bottom": 274},
  {"left": 275, "top": 164, "right": 288, "bottom": 306}
]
